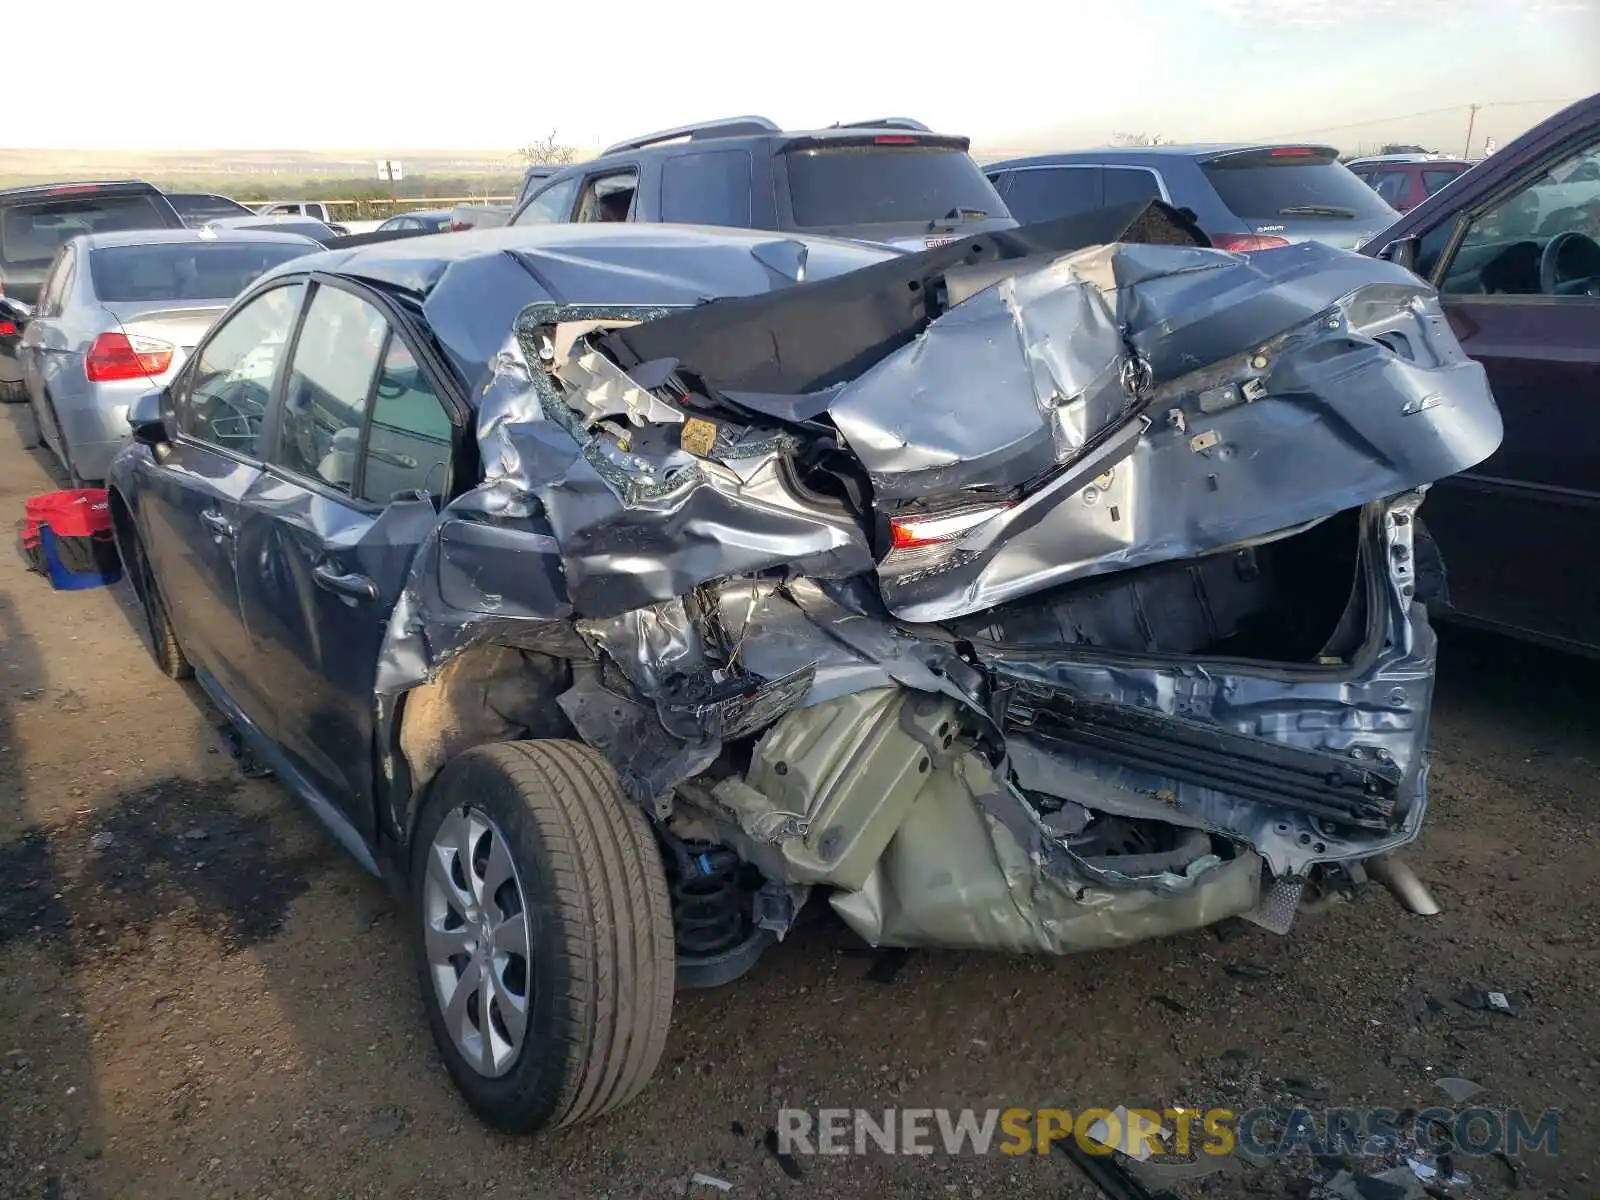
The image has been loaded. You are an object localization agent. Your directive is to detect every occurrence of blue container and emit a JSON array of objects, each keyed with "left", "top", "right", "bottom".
[{"left": 40, "top": 525, "right": 122, "bottom": 590}]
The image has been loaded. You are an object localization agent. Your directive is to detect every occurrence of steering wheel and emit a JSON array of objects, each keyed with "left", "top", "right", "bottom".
[{"left": 1539, "top": 230, "right": 1600, "bottom": 296}]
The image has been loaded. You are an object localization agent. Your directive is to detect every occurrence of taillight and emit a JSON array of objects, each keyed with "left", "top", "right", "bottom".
[
  {"left": 873, "top": 135, "right": 919, "bottom": 145},
  {"left": 0, "top": 321, "right": 16, "bottom": 338},
  {"left": 1210, "top": 232, "right": 1291, "bottom": 252},
  {"left": 1269, "top": 146, "right": 1319, "bottom": 157},
  {"left": 85, "top": 332, "right": 173, "bottom": 383},
  {"left": 889, "top": 504, "right": 1013, "bottom": 552}
]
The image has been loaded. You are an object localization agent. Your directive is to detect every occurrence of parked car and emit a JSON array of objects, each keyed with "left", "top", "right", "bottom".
[
  {"left": 0, "top": 181, "right": 186, "bottom": 401},
  {"left": 201, "top": 214, "right": 345, "bottom": 243},
  {"left": 18, "top": 228, "right": 318, "bottom": 482},
  {"left": 1345, "top": 154, "right": 1473, "bottom": 213},
  {"left": 448, "top": 204, "right": 511, "bottom": 231},
  {"left": 166, "top": 192, "right": 256, "bottom": 226},
  {"left": 256, "top": 200, "right": 338, "bottom": 223},
  {"left": 509, "top": 115, "right": 1016, "bottom": 250},
  {"left": 375, "top": 209, "right": 455, "bottom": 234},
  {"left": 107, "top": 214, "right": 1497, "bottom": 1134},
  {"left": 1360, "top": 90, "right": 1600, "bottom": 655},
  {"left": 986, "top": 144, "right": 1399, "bottom": 251}
]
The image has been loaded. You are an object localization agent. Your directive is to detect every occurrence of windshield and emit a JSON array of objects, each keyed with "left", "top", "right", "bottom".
[
  {"left": 169, "top": 194, "right": 254, "bottom": 224},
  {"left": 785, "top": 145, "right": 1005, "bottom": 228},
  {"left": 0, "top": 193, "right": 173, "bottom": 268},
  {"left": 1203, "top": 151, "right": 1397, "bottom": 221},
  {"left": 89, "top": 241, "right": 313, "bottom": 303}
]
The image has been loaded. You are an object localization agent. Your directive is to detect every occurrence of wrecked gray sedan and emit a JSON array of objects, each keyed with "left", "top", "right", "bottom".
[{"left": 105, "top": 205, "right": 1501, "bottom": 1134}]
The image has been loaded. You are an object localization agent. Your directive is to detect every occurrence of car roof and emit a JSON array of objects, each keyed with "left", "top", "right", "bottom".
[
  {"left": 257, "top": 222, "right": 901, "bottom": 400},
  {"left": 386, "top": 209, "right": 453, "bottom": 221},
  {"left": 985, "top": 143, "right": 1341, "bottom": 169},
  {"left": 1347, "top": 154, "right": 1470, "bottom": 166},
  {"left": 0, "top": 179, "right": 163, "bottom": 201},
  {"left": 76, "top": 227, "right": 321, "bottom": 250}
]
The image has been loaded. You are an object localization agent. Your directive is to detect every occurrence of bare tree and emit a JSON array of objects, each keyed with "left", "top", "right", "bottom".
[
  {"left": 518, "top": 130, "right": 577, "bottom": 167},
  {"left": 1110, "top": 131, "right": 1165, "bottom": 147}
]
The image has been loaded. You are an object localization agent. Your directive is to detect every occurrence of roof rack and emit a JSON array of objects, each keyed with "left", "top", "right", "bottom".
[
  {"left": 601, "top": 116, "right": 782, "bottom": 157},
  {"left": 831, "top": 117, "right": 931, "bottom": 132}
]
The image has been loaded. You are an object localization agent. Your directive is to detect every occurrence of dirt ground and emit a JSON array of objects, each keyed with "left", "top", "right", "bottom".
[{"left": 0, "top": 405, "right": 1595, "bottom": 1200}]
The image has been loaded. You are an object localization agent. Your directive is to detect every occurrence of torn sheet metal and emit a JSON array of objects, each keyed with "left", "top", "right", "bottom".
[{"left": 836, "top": 241, "right": 1500, "bottom": 622}]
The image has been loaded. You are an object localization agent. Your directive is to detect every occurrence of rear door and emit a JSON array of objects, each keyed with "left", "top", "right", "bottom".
[
  {"left": 137, "top": 280, "right": 308, "bottom": 730},
  {"left": 1408, "top": 129, "right": 1600, "bottom": 651},
  {"left": 234, "top": 278, "right": 459, "bottom": 836}
]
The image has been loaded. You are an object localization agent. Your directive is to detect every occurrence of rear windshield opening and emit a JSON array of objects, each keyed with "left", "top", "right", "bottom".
[
  {"left": 0, "top": 194, "right": 171, "bottom": 268},
  {"left": 89, "top": 241, "right": 313, "bottom": 303},
  {"left": 1202, "top": 150, "right": 1396, "bottom": 221},
  {"left": 785, "top": 145, "right": 1005, "bottom": 229}
]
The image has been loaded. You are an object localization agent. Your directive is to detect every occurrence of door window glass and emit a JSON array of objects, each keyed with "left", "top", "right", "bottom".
[
  {"left": 1102, "top": 167, "right": 1162, "bottom": 207},
  {"left": 514, "top": 178, "right": 579, "bottom": 225},
  {"left": 576, "top": 170, "right": 638, "bottom": 223},
  {"left": 1369, "top": 170, "right": 1411, "bottom": 206},
  {"left": 274, "top": 285, "right": 387, "bottom": 492},
  {"left": 1438, "top": 135, "right": 1600, "bottom": 296},
  {"left": 361, "top": 337, "right": 453, "bottom": 502},
  {"left": 179, "top": 281, "right": 305, "bottom": 457},
  {"left": 1421, "top": 167, "right": 1467, "bottom": 195},
  {"left": 1001, "top": 167, "right": 1102, "bottom": 223}
]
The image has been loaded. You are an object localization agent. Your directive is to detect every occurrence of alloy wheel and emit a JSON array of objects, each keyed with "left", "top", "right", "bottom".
[{"left": 421, "top": 807, "right": 532, "bottom": 1078}]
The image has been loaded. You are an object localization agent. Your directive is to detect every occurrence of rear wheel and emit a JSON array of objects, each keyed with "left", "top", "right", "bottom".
[
  {"left": 0, "top": 376, "right": 25, "bottom": 404},
  {"left": 129, "top": 530, "right": 191, "bottom": 680},
  {"left": 411, "top": 740, "right": 675, "bottom": 1133}
]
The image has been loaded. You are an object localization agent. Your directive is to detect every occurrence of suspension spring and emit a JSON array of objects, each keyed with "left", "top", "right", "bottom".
[{"left": 664, "top": 836, "right": 745, "bottom": 958}]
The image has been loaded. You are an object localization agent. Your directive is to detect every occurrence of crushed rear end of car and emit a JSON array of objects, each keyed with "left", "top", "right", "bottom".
[{"left": 384, "top": 205, "right": 1502, "bottom": 976}]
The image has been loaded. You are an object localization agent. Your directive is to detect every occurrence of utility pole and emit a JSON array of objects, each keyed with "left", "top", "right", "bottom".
[{"left": 1463, "top": 104, "right": 1480, "bottom": 158}]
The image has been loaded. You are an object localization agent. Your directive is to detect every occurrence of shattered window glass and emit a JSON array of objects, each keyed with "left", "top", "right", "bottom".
[
  {"left": 180, "top": 281, "right": 305, "bottom": 458},
  {"left": 275, "top": 285, "right": 387, "bottom": 493}
]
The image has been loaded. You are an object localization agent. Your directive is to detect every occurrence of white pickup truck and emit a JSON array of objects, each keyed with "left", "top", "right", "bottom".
[{"left": 256, "top": 200, "right": 339, "bottom": 223}]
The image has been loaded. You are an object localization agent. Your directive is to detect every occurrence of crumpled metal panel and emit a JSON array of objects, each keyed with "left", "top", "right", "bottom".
[{"left": 847, "top": 242, "right": 1501, "bottom": 623}]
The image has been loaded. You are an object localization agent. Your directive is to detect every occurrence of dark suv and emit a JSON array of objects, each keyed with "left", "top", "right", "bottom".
[
  {"left": 508, "top": 115, "right": 1017, "bottom": 250},
  {"left": 0, "top": 180, "right": 185, "bottom": 400},
  {"left": 985, "top": 144, "right": 1398, "bottom": 252}
]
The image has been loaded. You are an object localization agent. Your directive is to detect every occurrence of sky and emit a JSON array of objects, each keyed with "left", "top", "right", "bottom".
[{"left": 16, "top": 0, "right": 1599, "bottom": 153}]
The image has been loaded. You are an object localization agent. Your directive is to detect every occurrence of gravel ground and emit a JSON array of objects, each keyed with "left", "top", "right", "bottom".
[{"left": 0, "top": 406, "right": 1594, "bottom": 1200}]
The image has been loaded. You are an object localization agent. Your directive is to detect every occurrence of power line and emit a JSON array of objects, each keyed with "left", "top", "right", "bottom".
[{"left": 1244, "top": 97, "right": 1583, "bottom": 142}]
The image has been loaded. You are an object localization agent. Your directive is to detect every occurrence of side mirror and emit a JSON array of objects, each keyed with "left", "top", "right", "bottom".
[
  {"left": 1385, "top": 236, "right": 1420, "bottom": 274},
  {"left": 128, "top": 388, "right": 170, "bottom": 449}
]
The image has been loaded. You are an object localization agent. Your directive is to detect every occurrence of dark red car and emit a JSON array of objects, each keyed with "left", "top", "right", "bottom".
[
  {"left": 1347, "top": 154, "right": 1473, "bottom": 212},
  {"left": 1361, "top": 92, "right": 1600, "bottom": 655}
]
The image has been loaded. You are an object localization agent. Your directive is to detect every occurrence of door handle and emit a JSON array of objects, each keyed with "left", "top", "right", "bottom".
[
  {"left": 312, "top": 563, "right": 378, "bottom": 602},
  {"left": 199, "top": 509, "right": 235, "bottom": 538}
]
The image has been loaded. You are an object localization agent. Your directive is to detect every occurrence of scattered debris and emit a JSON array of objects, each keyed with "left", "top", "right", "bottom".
[
  {"left": 181, "top": 826, "right": 210, "bottom": 842},
  {"left": 1452, "top": 987, "right": 1527, "bottom": 1016},
  {"left": 729, "top": 1121, "right": 746, "bottom": 1137},
  {"left": 54, "top": 689, "right": 86, "bottom": 714},
  {"left": 1385, "top": 1053, "right": 1415, "bottom": 1071},
  {"left": 865, "top": 947, "right": 912, "bottom": 984},
  {"left": 1434, "top": 1076, "right": 1482, "bottom": 1104},
  {"left": 1152, "top": 995, "right": 1189, "bottom": 1015},
  {"left": 1283, "top": 1077, "right": 1331, "bottom": 1101},
  {"left": 1224, "top": 963, "right": 1272, "bottom": 982},
  {"left": 688, "top": 1172, "right": 732, "bottom": 1193},
  {"left": 215, "top": 723, "right": 273, "bottom": 779},
  {"left": 88, "top": 831, "right": 115, "bottom": 852},
  {"left": 762, "top": 1127, "right": 803, "bottom": 1180}
]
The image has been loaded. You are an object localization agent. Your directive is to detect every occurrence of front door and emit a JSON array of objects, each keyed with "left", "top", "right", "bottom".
[
  {"left": 137, "top": 281, "right": 308, "bottom": 731},
  {"left": 1419, "top": 131, "right": 1600, "bottom": 651},
  {"left": 234, "top": 279, "right": 458, "bottom": 836}
]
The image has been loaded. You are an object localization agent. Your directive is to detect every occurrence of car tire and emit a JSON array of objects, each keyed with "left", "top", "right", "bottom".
[
  {"left": 129, "top": 531, "right": 192, "bottom": 680},
  {"left": 411, "top": 739, "right": 675, "bottom": 1134},
  {"left": 0, "top": 376, "right": 25, "bottom": 404}
]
